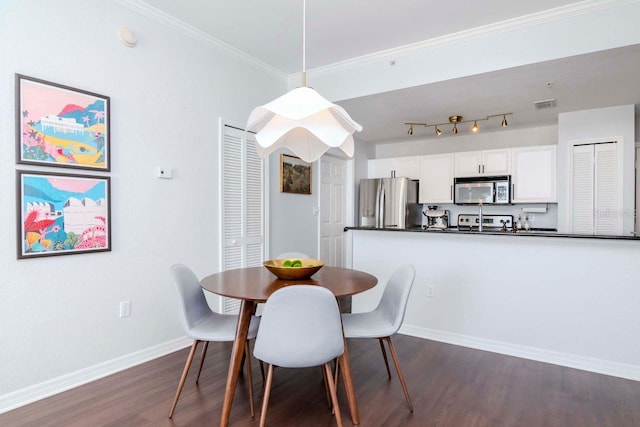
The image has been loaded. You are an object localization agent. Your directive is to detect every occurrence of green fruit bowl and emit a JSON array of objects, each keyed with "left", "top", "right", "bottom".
[{"left": 263, "top": 258, "right": 324, "bottom": 280}]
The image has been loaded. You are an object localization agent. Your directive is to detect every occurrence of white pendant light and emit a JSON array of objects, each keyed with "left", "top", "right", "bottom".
[{"left": 246, "top": 0, "right": 362, "bottom": 163}]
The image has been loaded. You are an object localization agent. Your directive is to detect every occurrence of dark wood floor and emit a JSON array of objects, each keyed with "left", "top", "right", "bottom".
[{"left": 3, "top": 335, "right": 640, "bottom": 426}]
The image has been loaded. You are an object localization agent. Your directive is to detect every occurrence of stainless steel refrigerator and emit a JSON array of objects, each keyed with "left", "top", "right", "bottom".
[{"left": 359, "top": 177, "right": 421, "bottom": 229}]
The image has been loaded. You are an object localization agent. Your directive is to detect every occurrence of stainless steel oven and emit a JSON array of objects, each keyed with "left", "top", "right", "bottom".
[{"left": 454, "top": 175, "right": 511, "bottom": 204}]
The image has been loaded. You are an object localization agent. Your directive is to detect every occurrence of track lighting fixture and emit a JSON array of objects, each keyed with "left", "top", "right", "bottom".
[{"left": 404, "top": 112, "right": 512, "bottom": 137}]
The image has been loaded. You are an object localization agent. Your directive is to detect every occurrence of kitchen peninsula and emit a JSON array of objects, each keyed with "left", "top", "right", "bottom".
[{"left": 346, "top": 226, "right": 640, "bottom": 383}]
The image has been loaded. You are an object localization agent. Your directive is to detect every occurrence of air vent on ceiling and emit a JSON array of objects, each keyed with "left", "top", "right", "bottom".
[{"left": 534, "top": 98, "right": 556, "bottom": 109}]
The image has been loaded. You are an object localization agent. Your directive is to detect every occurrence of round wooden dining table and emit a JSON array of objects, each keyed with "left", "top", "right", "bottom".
[{"left": 201, "top": 265, "right": 378, "bottom": 427}]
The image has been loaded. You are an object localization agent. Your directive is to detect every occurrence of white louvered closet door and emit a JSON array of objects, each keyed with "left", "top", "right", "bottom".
[
  {"left": 221, "top": 124, "right": 265, "bottom": 314},
  {"left": 571, "top": 145, "right": 595, "bottom": 234},
  {"left": 594, "top": 143, "right": 620, "bottom": 235},
  {"left": 571, "top": 142, "right": 621, "bottom": 235}
]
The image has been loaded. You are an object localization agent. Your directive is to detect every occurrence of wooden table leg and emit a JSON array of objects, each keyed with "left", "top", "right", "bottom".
[
  {"left": 220, "top": 300, "right": 256, "bottom": 427},
  {"left": 339, "top": 336, "right": 360, "bottom": 425}
]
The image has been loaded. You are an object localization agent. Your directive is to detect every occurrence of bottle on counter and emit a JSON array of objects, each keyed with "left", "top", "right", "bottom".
[
  {"left": 516, "top": 214, "right": 522, "bottom": 230},
  {"left": 524, "top": 215, "right": 530, "bottom": 231}
]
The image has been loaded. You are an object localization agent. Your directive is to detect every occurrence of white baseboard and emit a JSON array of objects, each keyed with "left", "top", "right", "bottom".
[
  {"left": 399, "top": 324, "right": 640, "bottom": 382},
  {"left": 0, "top": 336, "right": 192, "bottom": 414}
]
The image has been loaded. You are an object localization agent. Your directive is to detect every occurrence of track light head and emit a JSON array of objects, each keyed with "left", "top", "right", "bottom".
[
  {"left": 472, "top": 120, "right": 478, "bottom": 132},
  {"left": 435, "top": 126, "right": 442, "bottom": 136},
  {"left": 502, "top": 115, "right": 508, "bottom": 127},
  {"left": 408, "top": 125, "right": 413, "bottom": 135},
  {"left": 452, "top": 124, "right": 458, "bottom": 135}
]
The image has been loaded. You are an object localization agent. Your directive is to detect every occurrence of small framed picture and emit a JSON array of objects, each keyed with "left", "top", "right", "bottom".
[
  {"left": 17, "top": 170, "right": 111, "bottom": 259},
  {"left": 280, "top": 154, "right": 312, "bottom": 194},
  {"left": 16, "top": 74, "right": 110, "bottom": 171}
]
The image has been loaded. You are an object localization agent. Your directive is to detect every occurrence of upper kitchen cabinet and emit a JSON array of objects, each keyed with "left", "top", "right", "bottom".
[
  {"left": 511, "top": 145, "right": 556, "bottom": 203},
  {"left": 368, "top": 156, "right": 419, "bottom": 179},
  {"left": 418, "top": 153, "right": 454, "bottom": 204},
  {"left": 454, "top": 149, "right": 511, "bottom": 177}
]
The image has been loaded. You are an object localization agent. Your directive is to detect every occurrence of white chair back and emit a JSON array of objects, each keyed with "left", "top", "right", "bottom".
[
  {"left": 376, "top": 264, "right": 415, "bottom": 334},
  {"left": 254, "top": 285, "right": 344, "bottom": 368},
  {"left": 170, "top": 264, "right": 211, "bottom": 333}
]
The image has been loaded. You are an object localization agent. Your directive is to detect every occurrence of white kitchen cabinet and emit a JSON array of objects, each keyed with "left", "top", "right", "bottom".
[
  {"left": 418, "top": 153, "right": 454, "bottom": 203},
  {"left": 368, "top": 156, "right": 419, "bottom": 179},
  {"left": 512, "top": 145, "right": 557, "bottom": 203},
  {"left": 454, "top": 149, "right": 511, "bottom": 177}
]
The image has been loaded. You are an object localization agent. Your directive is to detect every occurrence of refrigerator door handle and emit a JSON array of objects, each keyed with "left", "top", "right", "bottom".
[
  {"left": 378, "top": 181, "right": 385, "bottom": 228},
  {"left": 374, "top": 181, "right": 381, "bottom": 228}
]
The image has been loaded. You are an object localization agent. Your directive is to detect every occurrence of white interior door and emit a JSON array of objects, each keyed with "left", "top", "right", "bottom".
[
  {"left": 220, "top": 123, "right": 265, "bottom": 313},
  {"left": 320, "top": 156, "right": 347, "bottom": 267},
  {"left": 570, "top": 142, "right": 621, "bottom": 235}
]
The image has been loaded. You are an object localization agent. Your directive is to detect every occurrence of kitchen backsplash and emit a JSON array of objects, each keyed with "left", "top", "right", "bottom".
[{"left": 418, "top": 203, "right": 558, "bottom": 230}]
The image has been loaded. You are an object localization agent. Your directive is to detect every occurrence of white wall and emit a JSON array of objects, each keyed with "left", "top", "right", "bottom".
[
  {"left": 350, "top": 230, "right": 640, "bottom": 381},
  {"left": 0, "top": 0, "right": 284, "bottom": 402},
  {"left": 268, "top": 150, "right": 319, "bottom": 258},
  {"left": 304, "top": 1, "right": 640, "bottom": 102},
  {"left": 557, "top": 105, "right": 636, "bottom": 234}
]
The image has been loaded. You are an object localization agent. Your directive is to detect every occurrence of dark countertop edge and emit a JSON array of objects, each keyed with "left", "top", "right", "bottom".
[{"left": 344, "top": 226, "right": 640, "bottom": 241}]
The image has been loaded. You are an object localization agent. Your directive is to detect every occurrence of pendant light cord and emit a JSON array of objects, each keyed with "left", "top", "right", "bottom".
[{"left": 302, "top": 0, "right": 307, "bottom": 86}]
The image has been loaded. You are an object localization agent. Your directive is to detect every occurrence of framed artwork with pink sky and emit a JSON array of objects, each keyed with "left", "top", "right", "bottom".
[
  {"left": 16, "top": 74, "right": 110, "bottom": 171},
  {"left": 16, "top": 170, "right": 111, "bottom": 259}
]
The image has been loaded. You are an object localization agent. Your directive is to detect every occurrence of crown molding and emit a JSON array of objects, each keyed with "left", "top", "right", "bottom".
[
  {"left": 304, "top": 0, "right": 636, "bottom": 80},
  {"left": 111, "top": 0, "right": 287, "bottom": 81}
]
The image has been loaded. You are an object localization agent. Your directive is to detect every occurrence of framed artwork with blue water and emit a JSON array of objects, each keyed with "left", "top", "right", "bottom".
[
  {"left": 15, "top": 74, "right": 110, "bottom": 171},
  {"left": 16, "top": 170, "right": 111, "bottom": 259}
]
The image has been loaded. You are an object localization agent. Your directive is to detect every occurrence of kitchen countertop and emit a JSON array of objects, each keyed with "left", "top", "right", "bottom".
[{"left": 344, "top": 226, "right": 640, "bottom": 240}]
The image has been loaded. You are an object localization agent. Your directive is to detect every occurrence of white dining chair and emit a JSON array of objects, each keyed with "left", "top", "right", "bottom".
[
  {"left": 339, "top": 264, "right": 416, "bottom": 412},
  {"left": 169, "top": 264, "right": 260, "bottom": 418},
  {"left": 253, "top": 285, "right": 345, "bottom": 427}
]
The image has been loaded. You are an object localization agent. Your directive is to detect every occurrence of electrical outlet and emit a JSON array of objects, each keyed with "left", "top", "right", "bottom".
[
  {"left": 426, "top": 285, "right": 435, "bottom": 298},
  {"left": 119, "top": 300, "right": 131, "bottom": 318}
]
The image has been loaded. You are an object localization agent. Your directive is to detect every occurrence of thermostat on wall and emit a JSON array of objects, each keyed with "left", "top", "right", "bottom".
[{"left": 156, "top": 167, "right": 173, "bottom": 179}]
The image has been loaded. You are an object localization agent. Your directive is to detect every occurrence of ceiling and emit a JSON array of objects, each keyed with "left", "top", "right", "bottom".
[{"left": 141, "top": 0, "right": 639, "bottom": 144}]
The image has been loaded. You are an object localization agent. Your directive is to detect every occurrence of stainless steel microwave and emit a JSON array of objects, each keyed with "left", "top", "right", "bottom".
[{"left": 454, "top": 175, "right": 511, "bottom": 205}]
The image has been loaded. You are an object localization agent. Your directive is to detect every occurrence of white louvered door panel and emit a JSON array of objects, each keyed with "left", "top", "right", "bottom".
[
  {"left": 221, "top": 125, "right": 265, "bottom": 314},
  {"left": 571, "top": 145, "right": 595, "bottom": 234},
  {"left": 594, "top": 143, "right": 621, "bottom": 235}
]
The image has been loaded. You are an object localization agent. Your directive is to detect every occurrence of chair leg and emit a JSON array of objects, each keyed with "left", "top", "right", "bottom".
[
  {"left": 383, "top": 336, "right": 414, "bottom": 412},
  {"left": 168, "top": 340, "right": 200, "bottom": 418},
  {"left": 259, "top": 360, "right": 266, "bottom": 387},
  {"left": 245, "top": 341, "right": 255, "bottom": 418},
  {"left": 321, "top": 365, "right": 333, "bottom": 410},
  {"left": 323, "top": 363, "right": 343, "bottom": 427},
  {"left": 259, "top": 364, "right": 275, "bottom": 427},
  {"left": 333, "top": 357, "right": 340, "bottom": 389},
  {"left": 378, "top": 338, "right": 392, "bottom": 379},
  {"left": 195, "top": 341, "right": 209, "bottom": 384}
]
